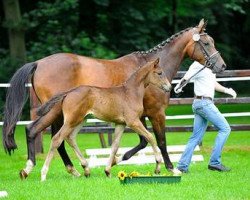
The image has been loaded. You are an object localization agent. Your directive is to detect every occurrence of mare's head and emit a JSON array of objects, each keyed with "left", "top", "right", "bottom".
[
  {"left": 185, "top": 19, "right": 226, "bottom": 73},
  {"left": 146, "top": 58, "right": 172, "bottom": 92}
]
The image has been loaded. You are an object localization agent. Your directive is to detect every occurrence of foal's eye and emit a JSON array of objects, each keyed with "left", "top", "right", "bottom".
[{"left": 157, "top": 72, "right": 162, "bottom": 75}]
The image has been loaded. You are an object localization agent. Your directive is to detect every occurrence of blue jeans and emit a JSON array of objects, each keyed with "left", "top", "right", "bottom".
[{"left": 177, "top": 99, "right": 231, "bottom": 172}]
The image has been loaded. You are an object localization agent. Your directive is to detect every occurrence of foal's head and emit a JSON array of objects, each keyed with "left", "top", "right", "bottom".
[
  {"left": 185, "top": 19, "right": 226, "bottom": 73},
  {"left": 146, "top": 58, "right": 172, "bottom": 92}
]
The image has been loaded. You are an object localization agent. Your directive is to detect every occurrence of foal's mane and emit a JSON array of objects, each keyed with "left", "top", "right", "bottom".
[
  {"left": 121, "top": 61, "right": 153, "bottom": 87},
  {"left": 135, "top": 27, "right": 192, "bottom": 55}
]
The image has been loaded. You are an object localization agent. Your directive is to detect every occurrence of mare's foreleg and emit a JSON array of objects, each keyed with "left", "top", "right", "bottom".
[
  {"left": 118, "top": 117, "right": 148, "bottom": 163},
  {"left": 129, "top": 120, "right": 162, "bottom": 172},
  {"left": 65, "top": 124, "right": 90, "bottom": 177},
  {"left": 104, "top": 124, "right": 125, "bottom": 177},
  {"left": 150, "top": 112, "right": 174, "bottom": 172},
  {"left": 52, "top": 117, "right": 80, "bottom": 177}
]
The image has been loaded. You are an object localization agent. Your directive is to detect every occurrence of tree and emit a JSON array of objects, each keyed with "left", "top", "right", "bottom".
[{"left": 2, "top": 0, "right": 26, "bottom": 63}]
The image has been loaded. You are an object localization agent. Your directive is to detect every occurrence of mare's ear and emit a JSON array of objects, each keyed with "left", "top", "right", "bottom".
[
  {"left": 197, "top": 19, "right": 207, "bottom": 33},
  {"left": 153, "top": 57, "right": 160, "bottom": 68}
]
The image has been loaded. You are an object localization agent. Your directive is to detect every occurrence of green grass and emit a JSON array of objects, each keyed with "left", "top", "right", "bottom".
[{"left": 0, "top": 125, "right": 250, "bottom": 200}]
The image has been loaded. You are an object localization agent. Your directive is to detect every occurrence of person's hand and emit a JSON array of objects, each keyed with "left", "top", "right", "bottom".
[
  {"left": 174, "top": 82, "right": 183, "bottom": 94},
  {"left": 224, "top": 88, "right": 237, "bottom": 99},
  {"left": 174, "top": 79, "right": 187, "bottom": 94}
]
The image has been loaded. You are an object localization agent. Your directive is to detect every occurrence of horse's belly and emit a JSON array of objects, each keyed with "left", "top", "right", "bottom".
[{"left": 90, "top": 109, "right": 125, "bottom": 124}]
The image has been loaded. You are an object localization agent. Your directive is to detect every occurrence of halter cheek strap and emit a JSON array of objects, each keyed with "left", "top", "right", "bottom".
[{"left": 191, "top": 31, "right": 220, "bottom": 71}]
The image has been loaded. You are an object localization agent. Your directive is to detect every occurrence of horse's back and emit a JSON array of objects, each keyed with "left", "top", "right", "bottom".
[{"left": 34, "top": 53, "right": 138, "bottom": 103}]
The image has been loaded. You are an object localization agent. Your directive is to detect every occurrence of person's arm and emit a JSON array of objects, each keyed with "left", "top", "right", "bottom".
[
  {"left": 215, "top": 81, "right": 237, "bottom": 98},
  {"left": 174, "top": 61, "right": 201, "bottom": 94}
]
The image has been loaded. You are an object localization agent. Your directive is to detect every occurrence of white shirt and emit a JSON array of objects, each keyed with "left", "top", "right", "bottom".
[{"left": 183, "top": 61, "right": 216, "bottom": 99}]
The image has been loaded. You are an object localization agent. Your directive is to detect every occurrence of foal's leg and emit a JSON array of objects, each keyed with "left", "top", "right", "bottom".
[
  {"left": 119, "top": 117, "right": 148, "bottom": 162},
  {"left": 104, "top": 124, "right": 125, "bottom": 177},
  {"left": 65, "top": 124, "right": 90, "bottom": 177},
  {"left": 52, "top": 116, "right": 80, "bottom": 177},
  {"left": 128, "top": 120, "right": 162, "bottom": 170},
  {"left": 41, "top": 123, "right": 77, "bottom": 181}
]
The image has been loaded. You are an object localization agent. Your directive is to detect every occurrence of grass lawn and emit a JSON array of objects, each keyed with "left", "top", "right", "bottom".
[{"left": 0, "top": 125, "right": 250, "bottom": 200}]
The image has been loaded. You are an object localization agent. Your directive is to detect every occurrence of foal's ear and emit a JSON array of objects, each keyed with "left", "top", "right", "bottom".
[{"left": 153, "top": 58, "right": 160, "bottom": 67}]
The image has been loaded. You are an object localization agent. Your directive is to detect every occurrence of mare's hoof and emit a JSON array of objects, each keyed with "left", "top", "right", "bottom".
[
  {"left": 171, "top": 168, "right": 183, "bottom": 175},
  {"left": 19, "top": 170, "right": 28, "bottom": 180}
]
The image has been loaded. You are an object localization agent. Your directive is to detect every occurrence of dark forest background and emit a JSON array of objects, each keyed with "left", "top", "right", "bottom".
[{"left": 0, "top": 0, "right": 249, "bottom": 120}]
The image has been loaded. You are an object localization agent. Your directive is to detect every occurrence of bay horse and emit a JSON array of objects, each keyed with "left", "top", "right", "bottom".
[
  {"left": 27, "top": 58, "right": 171, "bottom": 181},
  {"left": 3, "top": 19, "right": 226, "bottom": 179}
]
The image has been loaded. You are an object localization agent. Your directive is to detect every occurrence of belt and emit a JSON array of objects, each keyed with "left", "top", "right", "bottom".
[{"left": 195, "top": 96, "right": 213, "bottom": 101}]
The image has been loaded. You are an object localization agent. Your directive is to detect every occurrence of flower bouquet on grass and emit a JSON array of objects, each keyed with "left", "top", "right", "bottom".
[{"left": 117, "top": 171, "right": 181, "bottom": 184}]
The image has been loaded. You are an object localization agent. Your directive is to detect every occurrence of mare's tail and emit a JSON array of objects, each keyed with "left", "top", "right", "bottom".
[{"left": 2, "top": 62, "right": 37, "bottom": 154}]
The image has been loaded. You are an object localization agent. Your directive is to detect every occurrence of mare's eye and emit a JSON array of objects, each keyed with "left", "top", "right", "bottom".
[{"left": 204, "top": 42, "right": 209, "bottom": 46}]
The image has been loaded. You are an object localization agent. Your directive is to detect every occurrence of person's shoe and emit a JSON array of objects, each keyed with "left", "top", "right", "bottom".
[
  {"left": 208, "top": 164, "right": 231, "bottom": 172},
  {"left": 177, "top": 167, "right": 189, "bottom": 173}
]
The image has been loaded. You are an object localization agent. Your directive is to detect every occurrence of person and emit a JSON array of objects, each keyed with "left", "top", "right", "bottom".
[{"left": 174, "top": 61, "right": 237, "bottom": 173}]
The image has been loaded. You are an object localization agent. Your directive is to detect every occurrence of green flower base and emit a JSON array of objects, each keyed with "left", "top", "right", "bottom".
[{"left": 120, "top": 176, "right": 181, "bottom": 184}]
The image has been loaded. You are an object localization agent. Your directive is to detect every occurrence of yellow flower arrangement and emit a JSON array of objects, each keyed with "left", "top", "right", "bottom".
[
  {"left": 118, "top": 170, "right": 181, "bottom": 184},
  {"left": 118, "top": 170, "right": 173, "bottom": 180},
  {"left": 129, "top": 171, "right": 140, "bottom": 178},
  {"left": 117, "top": 171, "right": 127, "bottom": 181}
]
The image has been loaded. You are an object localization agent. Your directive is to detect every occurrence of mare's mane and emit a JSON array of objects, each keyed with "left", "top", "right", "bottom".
[{"left": 135, "top": 27, "right": 192, "bottom": 55}]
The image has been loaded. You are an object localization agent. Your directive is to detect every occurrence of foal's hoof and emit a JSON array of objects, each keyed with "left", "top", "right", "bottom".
[
  {"left": 154, "top": 168, "right": 161, "bottom": 175},
  {"left": 84, "top": 168, "right": 91, "bottom": 178},
  {"left": 104, "top": 170, "right": 111, "bottom": 178},
  {"left": 19, "top": 170, "right": 28, "bottom": 180},
  {"left": 66, "top": 165, "right": 81, "bottom": 177}
]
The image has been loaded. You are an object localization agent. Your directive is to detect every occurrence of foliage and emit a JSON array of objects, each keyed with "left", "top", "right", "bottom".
[
  {"left": 21, "top": 0, "right": 117, "bottom": 61},
  {"left": 0, "top": 0, "right": 249, "bottom": 120}
]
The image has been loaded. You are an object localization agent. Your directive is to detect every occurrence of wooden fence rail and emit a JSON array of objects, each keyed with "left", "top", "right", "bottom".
[{"left": 1, "top": 69, "right": 250, "bottom": 150}]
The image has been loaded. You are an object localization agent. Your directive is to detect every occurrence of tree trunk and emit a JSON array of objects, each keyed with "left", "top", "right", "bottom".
[{"left": 3, "top": 0, "right": 26, "bottom": 63}]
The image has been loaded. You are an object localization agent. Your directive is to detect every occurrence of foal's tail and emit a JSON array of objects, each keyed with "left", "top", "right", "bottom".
[
  {"left": 2, "top": 62, "right": 37, "bottom": 154},
  {"left": 36, "top": 92, "right": 68, "bottom": 117}
]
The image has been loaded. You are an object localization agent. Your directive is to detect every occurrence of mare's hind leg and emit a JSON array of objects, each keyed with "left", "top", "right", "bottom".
[
  {"left": 52, "top": 116, "right": 80, "bottom": 177},
  {"left": 104, "top": 124, "right": 125, "bottom": 177},
  {"left": 116, "top": 117, "right": 148, "bottom": 163},
  {"left": 20, "top": 106, "right": 60, "bottom": 179},
  {"left": 65, "top": 124, "right": 90, "bottom": 177}
]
